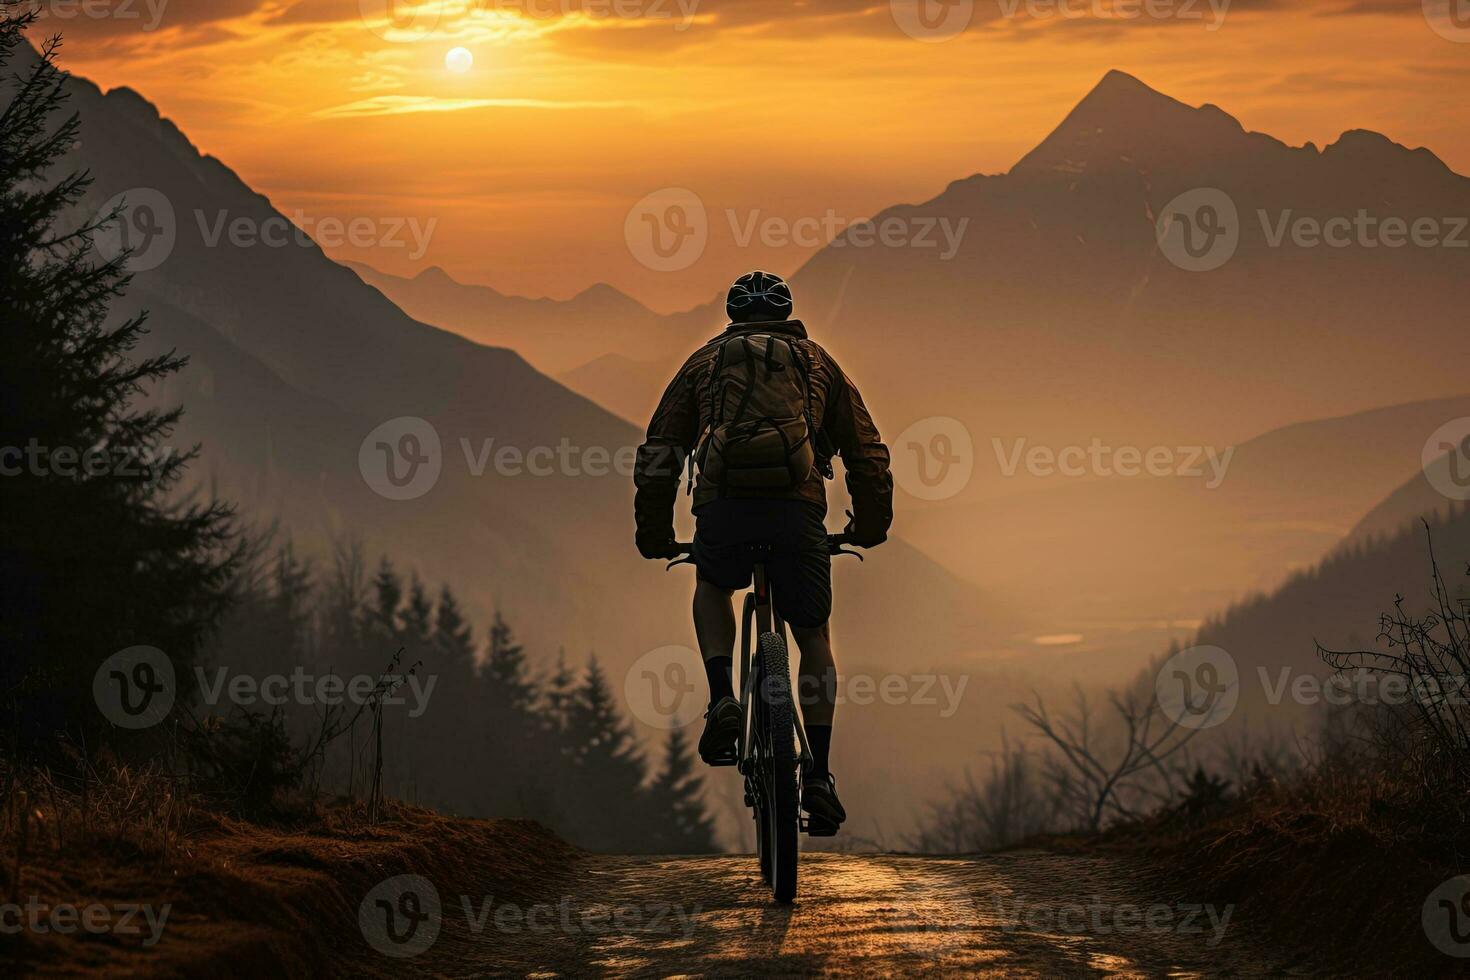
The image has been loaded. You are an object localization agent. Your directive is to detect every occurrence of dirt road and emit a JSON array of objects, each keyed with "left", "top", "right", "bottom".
[{"left": 418, "top": 850, "right": 1295, "bottom": 977}]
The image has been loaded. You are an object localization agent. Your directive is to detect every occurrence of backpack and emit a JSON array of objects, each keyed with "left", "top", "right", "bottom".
[{"left": 695, "top": 332, "right": 817, "bottom": 491}]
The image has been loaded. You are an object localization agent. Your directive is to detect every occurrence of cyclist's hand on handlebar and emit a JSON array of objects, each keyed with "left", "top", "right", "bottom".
[
  {"left": 842, "top": 510, "right": 887, "bottom": 549},
  {"left": 636, "top": 530, "right": 682, "bottom": 560}
]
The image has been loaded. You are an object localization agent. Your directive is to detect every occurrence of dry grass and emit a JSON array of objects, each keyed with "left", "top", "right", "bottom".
[
  {"left": 0, "top": 755, "right": 584, "bottom": 977},
  {"left": 1050, "top": 757, "right": 1470, "bottom": 976}
]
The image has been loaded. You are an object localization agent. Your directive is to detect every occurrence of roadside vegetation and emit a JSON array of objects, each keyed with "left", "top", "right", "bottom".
[{"left": 914, "top": 510, "right": 1470, "bottom": 972}]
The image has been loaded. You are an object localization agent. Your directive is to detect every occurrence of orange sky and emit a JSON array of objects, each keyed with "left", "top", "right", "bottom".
[{"left": 52, "top": 0, "right": 1470, "bottom": 311}]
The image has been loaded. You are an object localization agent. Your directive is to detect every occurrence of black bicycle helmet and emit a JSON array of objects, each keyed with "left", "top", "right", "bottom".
[{"left": 726, "top": 270, "right": 793, "bottom": 324}]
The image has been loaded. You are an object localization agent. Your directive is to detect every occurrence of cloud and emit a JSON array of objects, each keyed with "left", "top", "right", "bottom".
[
  {"left": 23, "top": 0, "right": 267, "bottom": 40},
  {"left": 314, "top": 92, "right": 631, "bottom": 116}
]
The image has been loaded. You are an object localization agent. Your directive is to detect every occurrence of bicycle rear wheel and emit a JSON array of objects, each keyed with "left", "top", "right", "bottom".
[{"left": 757, "top": 630, "right": 799, "bottom": 904}]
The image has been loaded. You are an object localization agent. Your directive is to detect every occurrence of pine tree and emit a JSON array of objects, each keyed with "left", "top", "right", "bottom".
[
  {"left": 321, "top": 536, "right": 366, "bottom": 672},
  {"left": 484, "top": 610, "right": 535, "bottom": 713},
  {"left": 474, "top": 610, "right": 543, "bottom": 815},
  {"left": 543, "top": 647, "right": 575, "bottom": 737},
  {"left": 0, "top": 12, "right": 238, "bottom": 753},
  {"left": 368, "top": 556, "right": 403, "bottom": 655},
  {"left": 432, "top": 585, "right": 475, "bottom": 667},
  {"left": 400, "top": 573, "right": 433, "bottom": 656},
  {"left": 646, "top": 728, "right": 718, "bottom": 853},
  {"left": 565, "top": 656, "right": 648, "bottom": 850},
  {"left": 265, "top": 542, "right": 314, "bottom": 676}
]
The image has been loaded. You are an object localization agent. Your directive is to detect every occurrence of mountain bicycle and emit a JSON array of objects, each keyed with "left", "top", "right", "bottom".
[{"left": 669, "top": 533, "right": 861, "bottom": 904}]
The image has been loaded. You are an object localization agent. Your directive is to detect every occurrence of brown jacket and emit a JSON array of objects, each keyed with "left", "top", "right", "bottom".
[{"left": 634, "top": 319, "right": 893, "bottom": 539}]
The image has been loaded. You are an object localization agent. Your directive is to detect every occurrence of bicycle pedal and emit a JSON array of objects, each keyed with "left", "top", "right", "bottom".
[
  {"left": 803, "top": 816, "right": 840, "bottom": 837},
  {"left": 703, "top": 751, "right": 738, "bottom": 767}
]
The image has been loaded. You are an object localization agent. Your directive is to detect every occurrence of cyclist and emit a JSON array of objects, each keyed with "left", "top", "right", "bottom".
[{"left": 633, "top": 270, "right": 893, "bottom": 830}]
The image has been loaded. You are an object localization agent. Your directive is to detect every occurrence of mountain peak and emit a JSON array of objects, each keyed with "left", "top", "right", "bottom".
[
  {"left": 1012, "top": 70, "right": 1245, "bottom": 177},
  {"left": 416, "top": 265, "right": 460, "bottom": 285},
  {"left": 1064, "top": 70, "right": 1194, "bottom": 125},
  {"left": 1090, "top": 69, "right": 1163, "bottom": 102},
  {"left": 1322, "top": 129, "right": 1456, "bottom": 184}
]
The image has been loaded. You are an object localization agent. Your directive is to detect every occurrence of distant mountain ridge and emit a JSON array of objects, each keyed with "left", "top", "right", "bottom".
[{"left": 346, "top": 261, "right": 693, "bottom": 376}]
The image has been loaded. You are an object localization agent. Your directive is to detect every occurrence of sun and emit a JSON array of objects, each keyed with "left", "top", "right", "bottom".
[{"left": 445, "top": 47, "right": 473, "bottom": 75}]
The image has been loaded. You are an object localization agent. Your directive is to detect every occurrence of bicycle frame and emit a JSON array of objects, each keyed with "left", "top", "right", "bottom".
[{"left": 737, "top": 559, "right": 814, "bottom": 775}]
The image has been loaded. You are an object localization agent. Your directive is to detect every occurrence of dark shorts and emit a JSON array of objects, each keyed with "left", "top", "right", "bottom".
[{"left": 693, "top": 498, "right": 832, "bottom": 629}]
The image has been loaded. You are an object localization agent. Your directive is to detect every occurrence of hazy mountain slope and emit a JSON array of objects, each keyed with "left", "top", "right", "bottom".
[
  {"left": 900, "top": 395, "right": 1470, "bottom": 622},
  {"left": 347, "top": 261, "right": 699, "bottom": 376},
  {"left": 1185, "top": 502, "right": 1469, "bottom": 739},
  {"left": 557, "top": 352, "right": 685, "bottom": 425},
  {"left": 1344, "top": 453, "right": 1467, "bottom": 547}
]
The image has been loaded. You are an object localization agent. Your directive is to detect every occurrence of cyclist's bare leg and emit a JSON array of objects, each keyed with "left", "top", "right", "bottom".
[
  {"left": 790, "top": 622, "right": 836, "bottom": 727},
  {"left": 692, "top": 578, "right": 736, "bottom": 661},
  {"left": 693, "top": 578, "right": 736, "bottom": 701}
]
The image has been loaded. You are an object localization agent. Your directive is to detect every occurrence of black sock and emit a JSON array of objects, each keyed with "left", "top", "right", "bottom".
[
  {"left": 806, "top": 724, "right": 832, "bottom": 778},
  {"left": 704, "top": 656, "right": 733, "bottom": 706}
]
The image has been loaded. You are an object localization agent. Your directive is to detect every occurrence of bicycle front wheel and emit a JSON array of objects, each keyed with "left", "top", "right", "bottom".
[{"left": 757, "top": 630, "right": 800, "bottom": 904}]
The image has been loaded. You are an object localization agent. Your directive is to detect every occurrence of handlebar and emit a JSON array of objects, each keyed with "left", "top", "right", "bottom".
[{"left": 666, "top": 534, "right": 863, "bottom": 570}]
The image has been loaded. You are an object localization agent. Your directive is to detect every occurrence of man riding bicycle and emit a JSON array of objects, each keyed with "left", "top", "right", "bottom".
[{"left": 633, "top": 270, "right": 893, "bottom": 830}]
